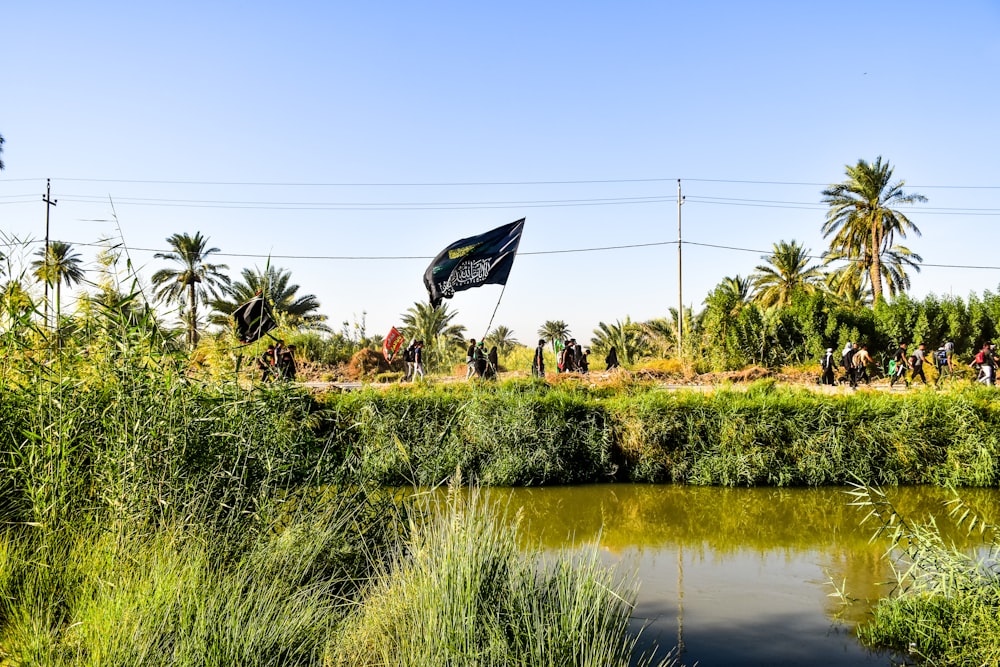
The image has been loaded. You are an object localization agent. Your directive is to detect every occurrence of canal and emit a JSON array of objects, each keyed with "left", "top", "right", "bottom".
[{"left": 476, "top": 484, "right": 999, "bottom": 666}]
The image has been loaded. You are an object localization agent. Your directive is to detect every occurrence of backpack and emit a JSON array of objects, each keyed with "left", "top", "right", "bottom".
[
  {"left": 974, "top": 350, "right": 985, "bottom": 365},
  {"left": 821, "top": 353, "right": 833, "bottom": 371},
  {"left": 405, "top": 345, "right": 415, "bottom": 363},
  {"left": 936, "top": 349, "right": 948, "bottom": 365}
]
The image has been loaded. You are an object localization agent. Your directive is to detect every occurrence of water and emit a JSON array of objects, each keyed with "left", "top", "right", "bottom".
[{"left": 478, "top": 484, "right": 1000, "bottom": 667}]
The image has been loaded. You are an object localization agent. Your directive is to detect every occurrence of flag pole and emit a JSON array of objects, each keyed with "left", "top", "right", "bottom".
[{"left": 482, "top": 282, "right": 508, "bottom": 341}]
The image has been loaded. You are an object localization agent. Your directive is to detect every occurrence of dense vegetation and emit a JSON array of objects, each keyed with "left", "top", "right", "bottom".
[
  {"left": 325, "top": 378, "right": 1000, "bottom": 488},
  {"left": 0, "top": 319, "right": 674, "bottom": 665}
]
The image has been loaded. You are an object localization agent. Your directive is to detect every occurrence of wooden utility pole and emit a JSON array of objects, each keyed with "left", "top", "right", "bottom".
[
  {"left": 42, "top": 178, "right": 57, "bottom": 327},
  {"left": 677, "top": 179, "right": 683, "bottom": 356}
]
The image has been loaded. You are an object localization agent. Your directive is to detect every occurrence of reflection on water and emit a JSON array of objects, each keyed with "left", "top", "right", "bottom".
[{"left": 468, "top": 485, "right": 999, "bottom": 667}]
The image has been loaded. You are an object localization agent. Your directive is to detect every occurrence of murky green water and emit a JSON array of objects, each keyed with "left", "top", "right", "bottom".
[{"left": 474, "top": 484, "right": 1000, "bottom": 667}]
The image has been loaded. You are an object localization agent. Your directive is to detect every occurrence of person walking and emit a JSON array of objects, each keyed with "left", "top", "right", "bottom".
[
  {"left": 466, "top": 339, "right": 477, "bottom": 379},
  {"left": 412, "top": 340, "right": 426, "bottom": 380},
  {"left": 820, "top": 347, "right": 836, "bottom": 386},
  {"left": 841, "top": 342, "right": 856, "bottom": 388},
  {"left": 852, "top": 345, "right": 873, "bottom": 385},
  {"left": 474, "top": 341, "right": 488, "bottom": 377},
  {"left": 605, "top": 346, "right": 620, "bottom": 370},
  {"left": 532, "top": 339, "right": 546, "bottom": 377},
  {"left": 911, "top": 343, "right": 928, "bottom": 385},
  {"left": 889, "top": 343, "right": 910, "bottom": 388},
  {"left": 401, "top": 341, "right": 416, "bottom": 382},
  {"left": 484, "top": 346, "right": 499, "bottom": 379}
]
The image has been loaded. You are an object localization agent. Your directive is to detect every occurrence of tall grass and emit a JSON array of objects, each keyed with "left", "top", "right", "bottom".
[
  {"left": 330, "top": 481, "right": 674, "bottom": 667},
  {"left": 847, "top": 482, "right": 1000, "bottom": 664},
  {"left": 323, "top": 379, "right": 1000, "bottom": 487}
]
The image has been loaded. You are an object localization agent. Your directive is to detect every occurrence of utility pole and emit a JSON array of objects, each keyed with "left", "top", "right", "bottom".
[
  {"left": 42, "top": 178, "right": 57, "bottom": 328},
  {"left": 677, "top": 179, "right": 684, "bottom": 356}
]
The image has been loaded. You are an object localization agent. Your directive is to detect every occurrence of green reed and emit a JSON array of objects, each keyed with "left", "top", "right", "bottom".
[
  {"left": 847, "top": 482, "right": 1000, "bottom": 664},
  {"left": 323, "top": 379, "right": 1000, "bottom": 488}
]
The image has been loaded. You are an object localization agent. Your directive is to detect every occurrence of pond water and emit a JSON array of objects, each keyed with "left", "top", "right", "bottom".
[{"left": 478, "top": 484, "right": 1000, "bottom": 667}]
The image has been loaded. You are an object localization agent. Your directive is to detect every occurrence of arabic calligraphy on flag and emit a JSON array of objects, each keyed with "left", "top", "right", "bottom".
[{"left": 423, "top": 218, "right": 524, "bottom": 308}]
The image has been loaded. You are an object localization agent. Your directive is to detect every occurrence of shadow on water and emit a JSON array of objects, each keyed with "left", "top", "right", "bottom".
[{"left": 466, "top": 484, "right": 999, "bottom": 667}]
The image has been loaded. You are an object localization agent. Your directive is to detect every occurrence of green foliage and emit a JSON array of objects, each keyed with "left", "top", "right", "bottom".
[
  {"left": 849, "top": 483, "right": 1000, "bottom": 664},
  {"left": 330, "top": 485, "right": 675, "bottom": 667}
]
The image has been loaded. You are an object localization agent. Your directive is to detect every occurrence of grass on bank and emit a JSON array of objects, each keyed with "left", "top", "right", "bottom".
[
  {"left": 847, "top": 482, "right": 1000, "bottom": 665},
  {"left": 324, "top": 378, "right": 1000, "bottom": 488}
]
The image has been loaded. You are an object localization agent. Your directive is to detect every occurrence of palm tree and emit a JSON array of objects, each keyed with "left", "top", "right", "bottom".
[
  {"left": 31, "top": 241, "right": 85, "bottom": 325},
  {"left": 400, "top": 301, "right": 467, "bottom": 371},
  {"left": 484, "top": 325, "right": 520, "bottom": 357},
  {"left": 751, "top": 240, "right": 823, "bottom": 309},
  {"left": 591, "top": 317, "right": 647, "bottom": 366},
  {"left": 537, "top": 320, "right": 571, "bottom": 351},
  {"left": 151, "top": 232, "right": 230, "bottom": 349},
  {"left": 211, "top": 265, "right": 328, "bottom": 332},
  {"left": 824, "top": 244, "right": 921, "bottom": 304},
  {"left": 821, "top": 157, "right": 927, "bottom": 304}
]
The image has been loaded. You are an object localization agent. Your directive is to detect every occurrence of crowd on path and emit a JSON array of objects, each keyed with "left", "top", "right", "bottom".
[{"left": 820, "top": 339, "right": 1000, "bottom": 388}]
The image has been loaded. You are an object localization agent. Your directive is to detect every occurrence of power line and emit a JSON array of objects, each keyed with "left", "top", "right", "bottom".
[{"left": 4, "top": 175, "right": 999, "bottom": 189}]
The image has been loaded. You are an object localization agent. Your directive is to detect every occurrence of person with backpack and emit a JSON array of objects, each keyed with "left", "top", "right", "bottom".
[
  {"left": 934, "top": 344, "right": 951, "bottom": 384},
  {"left": 973, "top": 343, "right": 996, "bottom": 386},
  {"left": 820, "top": 347, "right": 837, "bottom": 386},
  {"left": 889, "top": 343, "right": 911, "bottom": 388}
]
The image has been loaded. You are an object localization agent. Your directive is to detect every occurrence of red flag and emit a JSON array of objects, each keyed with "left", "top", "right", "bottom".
[{"left": 383, "top": 327, "right": 405, "bottom": 363}]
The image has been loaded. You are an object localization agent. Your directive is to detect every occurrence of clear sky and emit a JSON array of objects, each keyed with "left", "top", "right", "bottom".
[{"left": 3, "top": 1, "right": 999, "bottom": 345}]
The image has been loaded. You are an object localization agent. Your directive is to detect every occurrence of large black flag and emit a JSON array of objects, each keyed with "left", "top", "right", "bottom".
[
  {"left": 423, "top": 218, "right": 525, "bottom": 308},
  {"left": 232, "top": 293, "right": 277, "bottom": 344}
]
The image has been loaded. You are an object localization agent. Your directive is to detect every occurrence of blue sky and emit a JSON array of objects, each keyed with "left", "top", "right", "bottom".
[{"left": 3, "top": 1, "right": 999, "bottom": 345}]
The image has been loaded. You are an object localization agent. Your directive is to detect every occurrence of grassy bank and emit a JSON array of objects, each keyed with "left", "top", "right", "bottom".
[
  {"left": 0, "top": 351, "right": 674, "bottom": 665},
  {"left": 322, "top": 378, "right": 1000, "bottom": 488}
]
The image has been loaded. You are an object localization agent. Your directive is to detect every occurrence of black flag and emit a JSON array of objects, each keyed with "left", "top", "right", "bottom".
[
  {"left": 232, "top": 294, "right": 277, "bottom": 344},
  {"left": 423, "top": 218, "right": 524, "bottom": 308}
]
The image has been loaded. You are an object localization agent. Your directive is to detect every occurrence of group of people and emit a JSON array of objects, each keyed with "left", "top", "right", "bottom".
[
  {"left": 257, "top": 340, "right": 297, "bottom": 381},
  {"left": 465, "top": 339, "right": 500, "bottom": 379},
  {"left": 821, "top": 340, "right": 962, "bottom": 388},
  {"left": 528, "top": 339, "right": 619, "bottom": 378},
  {"left": 399, "top": 340, "right": 426, "bottom": 382}
]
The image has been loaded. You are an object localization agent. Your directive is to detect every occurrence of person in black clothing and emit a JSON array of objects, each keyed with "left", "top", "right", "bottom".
[
  {"left": 258, "top": 344, "right": 276, "bottom": 381},
  {"left": 279, "top": 344, "right": 297, "bottom": 381},
  {"left": 580, "top": 348, "right": 590, "bottom": 374},
  {"left": 474, "top": 341, "right": 488, "bottom": 377},
  {"left": 532, "top": 339, "right": 546, "bottom": 377},
  {"left": 889, "top": 343, "right": 910, "bottom": 387},
  {"left": 820, "top": 347, "right": 836, "bottom": 386},
  {"left": 605, "top": 346, "right": 620, "bottom": 370},
  {"left": 413, "top": 340, "right": 425, "bottom": 380},
  {"left": 841, "top": 342, "right": 856, "bottom": 387},
  {"left": 484, "top": 346, "right": 499, "bottom": 379},
  {"left": 565, "top": 339, "right": 578, "bottom": 372},
  {"left": 401, "top": 341, "right": 416, "bottom": 382}
]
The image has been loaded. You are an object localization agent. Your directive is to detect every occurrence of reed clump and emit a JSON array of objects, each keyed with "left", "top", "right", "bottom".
[
  {"left": 323, "top": 379, "right": 1000, "bottom": 488},
  {"left": 329, "top": 482, "right": 674, "bottom": 667},
  {"left": 847, "top": 483, "right": 1000, "bottom": 664}
]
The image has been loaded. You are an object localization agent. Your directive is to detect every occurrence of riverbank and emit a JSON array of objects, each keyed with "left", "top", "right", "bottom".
[{"left": 320, "top": 378, "right": 1000, "bottom": 488}]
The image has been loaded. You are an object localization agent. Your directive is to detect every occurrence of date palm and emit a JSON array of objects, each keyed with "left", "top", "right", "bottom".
[
  {"left": 211, "top": 265, "right": 327, "bottom": 331},
  {"left": 751, "top": 240, "right": 823, "bottom": 309},
  {"left": 537, "top": 320, "right": 571, "bottom": 349},
  {"left": 31, "top": 240, "right": 85, "bottom": 325},
  {"left": 400, "top": 301, "right": 467, "bottom": 371},
  {"left": 821, "top": 157, "right": 926, "bottom": 304},
  {"left": 485, "top": 325, "right": 520, "bottom": 357},
  {"left": 152, "top": 232, "right": 230, "bottom": 349}
]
